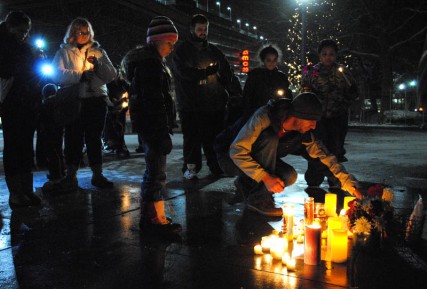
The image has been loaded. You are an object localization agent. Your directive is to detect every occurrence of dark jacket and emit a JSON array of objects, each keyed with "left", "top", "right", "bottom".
[
  {"left": 301, "top": 62, "right": 358, "bottom": 118},
  {"left": 0, "top": 22, "right": 41, "bottom": 111},
  {"left": 122, "top": 45, "right": 176, "bottom": 148},
  {"left": 242, "top": 67, "right": 292, "bottom": 117},
  {"left": 172, "top": 38, "right": 233, "bottom": 113}
]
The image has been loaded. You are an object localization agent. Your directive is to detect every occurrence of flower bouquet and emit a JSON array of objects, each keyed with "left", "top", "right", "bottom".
[{"left": 346, "top": 185, "right": 395, "bottom": 248}]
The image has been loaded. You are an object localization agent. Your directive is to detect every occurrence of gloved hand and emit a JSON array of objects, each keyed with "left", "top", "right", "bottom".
[
  {"left": 145, "top": 128, "right": 172, "bottom": 155},
  {"left": 206, "top": 62, "right": 219, "bottom": 76},
  {"left": 80, "top": 70, "right": 96, "bottom": 82}
]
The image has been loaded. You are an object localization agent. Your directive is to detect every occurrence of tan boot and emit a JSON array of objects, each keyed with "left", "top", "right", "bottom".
[{"left": 140, "top": 200, "right": 182, "bottom": 235}]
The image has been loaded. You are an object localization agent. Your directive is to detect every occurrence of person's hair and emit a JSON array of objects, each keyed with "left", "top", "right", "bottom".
[
  {"left": 317, "top": 39, "right": 338, "bottom": 54},
  {"left": 191, "top": 14, "right": 209, "bottom": 28},
  {"left": 5, "top": 11, "right": 31, "bottom": 28},
  {"left": 258, "top": 44, "right": 282, "bottom": 63},
  {"left": 63, "top": 17, "right": 95, "bottom": 44}
]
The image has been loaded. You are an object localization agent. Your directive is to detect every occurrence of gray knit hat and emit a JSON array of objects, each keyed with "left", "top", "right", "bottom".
[
  {"left": 146, "top": 16, "right": 178, "bottom": 43},
  {"left": 289, "top": 92, "right": 322, "bottom": 121}
]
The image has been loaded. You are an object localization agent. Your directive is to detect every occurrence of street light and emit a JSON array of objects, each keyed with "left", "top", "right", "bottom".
[
  {"left": 236, "top": 19, "right": 241, "bottom": 29},
  {"left": 216, "top": 1, "right": 221, "bottom": 16},
  {"left": 227, "top": 6, "right": 232, "bottom": 20}
]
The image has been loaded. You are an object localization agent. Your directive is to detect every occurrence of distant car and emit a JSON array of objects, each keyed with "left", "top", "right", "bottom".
[{"left": 383, "top": 110, "right": 423, "bottom": 124}]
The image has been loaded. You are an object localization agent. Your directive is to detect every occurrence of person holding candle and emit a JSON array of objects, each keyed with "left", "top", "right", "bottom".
[
  {"left": 241, "top": 45, "right": 293, "bottom": 118},
  {"left": 301, "top": 39, "right": 358, "bottom": 192},
  {"left": 228, "top": 92, "right": 363, "bottom": 217},
  {"left": 52, "top": 17, "right": 117, "bottom": 190},
  {"left": 172, "top": 14, "right": 234, "bottom": 180}
]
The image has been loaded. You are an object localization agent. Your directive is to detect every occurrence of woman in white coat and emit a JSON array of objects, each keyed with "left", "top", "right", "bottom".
[{"left": 52, "top": 17, "right": 116, "bottom": 190}]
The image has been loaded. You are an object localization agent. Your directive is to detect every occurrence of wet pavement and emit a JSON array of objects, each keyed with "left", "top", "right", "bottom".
[{"left": 1, "top": 128, "right": 427, "bottom": 289}]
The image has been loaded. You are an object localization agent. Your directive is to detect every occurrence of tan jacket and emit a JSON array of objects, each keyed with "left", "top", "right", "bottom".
[{"left": 230, "top": 106, "right": 358, "bottom": 195}]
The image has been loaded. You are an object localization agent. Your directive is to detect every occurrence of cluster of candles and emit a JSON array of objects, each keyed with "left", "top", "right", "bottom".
[{"left": 253, "top": 194, "right": 357, "bottom": 269}]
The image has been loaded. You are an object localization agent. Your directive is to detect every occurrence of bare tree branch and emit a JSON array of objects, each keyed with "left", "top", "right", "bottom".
[{"left": 388, "top": 25, "right": 427, "bottom": 51}]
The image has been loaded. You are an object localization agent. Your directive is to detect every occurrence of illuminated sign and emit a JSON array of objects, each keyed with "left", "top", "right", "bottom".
[{"left": 241, "top": 49, "right": 250, "bottom": 73}]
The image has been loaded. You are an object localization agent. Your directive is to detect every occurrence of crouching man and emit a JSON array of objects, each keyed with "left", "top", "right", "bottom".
[{"left": 228, "top": 93, "right": 363, "bottom": 217}]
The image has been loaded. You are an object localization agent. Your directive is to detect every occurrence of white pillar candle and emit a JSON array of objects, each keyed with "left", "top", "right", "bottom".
[
  {"left": 331, "top": 229, "right": 348, "bottom": 263},
  {"left": 287, "top": 258, "right": 296, "bottom": 271},
  {"left": 282, "top": 252, "right": 291, "bottom": 266},
  {"left": 254, "top": 245, "right": 263, "bottom": 255},
  {"left": 261, "top": 236, "right": 271, "bottom": 253},
  {"left": 343, "top": 196, "right": 356, "bottom": 211},
  {"left": 283, "top": 204, "right": 295, "bottom": 240},
  {"left": 304, "top": 223, "right": 322, "bottom": 265},
  {"left": 325, "top": 193, "right": 337, "bottom": 217}
]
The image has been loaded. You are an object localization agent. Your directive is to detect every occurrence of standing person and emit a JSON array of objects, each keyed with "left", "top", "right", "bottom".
[
  {"left": 122, "top": 16, "right": 181, "bottom": 235},
  {"left": 242, "top": 45, "right": 293, "bottom": 118},
  {"left": 52, "top": 18, "right": 116, "bottom": 190},
  {"left": 301, "top": 39, "right": 358, "bottom": 191},
  {"left": 104, "top": 68, "right": 130, "bottom": 158},
  {"left": 229, "top": 93, "right": 363, "bottom": 217},
  {"left": 172, "top": 14, "right": 233, "bottom": 180},
  {"left": 0, "top": 11, "right": 42, "bottom": 208}
]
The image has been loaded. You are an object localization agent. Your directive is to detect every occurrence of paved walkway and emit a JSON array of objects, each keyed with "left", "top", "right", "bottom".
[{"left": 1, "top": 128, "right": 427, "bottom": 289}]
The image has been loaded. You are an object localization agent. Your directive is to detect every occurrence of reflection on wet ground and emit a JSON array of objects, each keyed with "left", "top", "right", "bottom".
[{"left": 1, "top": 131, "right": 427, "bottom": 289}]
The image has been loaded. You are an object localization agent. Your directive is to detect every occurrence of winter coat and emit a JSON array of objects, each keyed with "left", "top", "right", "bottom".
[
  {"left": 301, "top": 62, "right": 358, "bottom": 118},
  {"left": 242, "top": 67, "right": 292, "bottom": 117},
  {"left": 229, "top": 105, "right": 359, "bottom": 196},
  {"left": 172, "top": 38, "right": 233, "bottom": 113},
  {"left": 0, "top": 22, "right": 41, "bottom": 111},
  {"left": 52, "top": 41, "right": 116, "bottom": 99},
  {"left": 122, "top": 45, "right": 176, "bottom": 153}
]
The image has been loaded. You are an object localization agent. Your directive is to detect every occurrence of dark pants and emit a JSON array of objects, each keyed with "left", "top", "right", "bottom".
[
  {"left": 40, "top": 123, "right": 65, "bottom": 180},
  {"left": 64, "top": 97, "right": 107, "bottom": 167},
  {"left": 140, "top": 142, "right": 167, "bottom": 202},
  {"left": 305, "top": 113, "right": 348, "bottom": 187},
  {"left": 103, "top": 108, "right": 127, "bottom": 150},
  {"left": 180, "top": 110, "right": 225, "bottom": 174},
  {"left": 1, "top": 105, "right": 36, "bottom": 177}
]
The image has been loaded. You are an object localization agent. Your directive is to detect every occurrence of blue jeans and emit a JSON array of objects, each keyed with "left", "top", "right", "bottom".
[
  {"left": 140, "top": 142, "right": 167, "bottom": 202},
  {"left": 220, "top": 127, "right": 299, "bottom": 199}
]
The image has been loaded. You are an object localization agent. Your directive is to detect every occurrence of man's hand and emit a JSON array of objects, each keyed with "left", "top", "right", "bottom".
[
  {"left": 353, "top": 188, "right": 364, "bottom": 199},
  {"left": 262, "top": 174, "right": 285, "bottom": 193},
  {"left": 206, "top": 62, "right": 219, "bottom": 75}
]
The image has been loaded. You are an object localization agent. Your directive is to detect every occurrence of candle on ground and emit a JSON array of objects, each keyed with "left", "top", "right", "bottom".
[
  {"left": 254, "top": 245, "right": 263, "bottom": 255},
  {"left": 331, "top": 229, "right": 348, "bottom": 263},
  {"left": 327, "top": 216, "right": 342, "bottom": 248},
  {"left": 343, "top": 196, "right": 356, "bottom": 211},
  {"left": 325, "top": 193, "right": 337, "bottom": 217},
  {"left": 304, "top": 223, "right": 322, "bottom": 265},
  {"left": 283, "top": 204, "right": 295, "bottom": 240}
]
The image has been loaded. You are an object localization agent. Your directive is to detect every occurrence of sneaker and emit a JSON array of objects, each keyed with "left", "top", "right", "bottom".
[
  {"left": 183, "top": 169, "right": 198, "bottom": 180},
  {"left": 247, "top": 196, "right": 283, "bottom": 217},
  {"left": 91, "top": 174, "right": 114, "bottom": 189}
]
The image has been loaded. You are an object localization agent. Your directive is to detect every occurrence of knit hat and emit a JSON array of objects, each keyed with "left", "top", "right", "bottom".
[
  {"left": 289, "top": 92, "right": 322, "bottom": 121},
  {"left": 146, "top": 16, "right": 178, "bottom": 44}
]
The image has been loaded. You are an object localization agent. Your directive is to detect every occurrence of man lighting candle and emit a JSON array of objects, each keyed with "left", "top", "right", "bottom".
[{"left": 226, "top": 92, "right": 363, "bottom": 217}]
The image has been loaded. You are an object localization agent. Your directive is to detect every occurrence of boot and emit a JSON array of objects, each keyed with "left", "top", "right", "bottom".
[
  {"left": 139, "top": 200, "right": 182, "bottom": 235},
  {"left": 22, "top": 173, "right": 42, "bottom": 206},
  {"left": 57, "top": 165, "right": 79, "bottom": 192},
  {"left": 5, "top": 175, "right": 31, "bottom": 208},
  {"left": 91, "top": 164, "right": 114, "bottom": 189}
]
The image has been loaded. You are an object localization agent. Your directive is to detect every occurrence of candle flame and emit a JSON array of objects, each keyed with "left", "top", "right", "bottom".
[{"left": 276, "top": 89, "right": 285, "bottom": 96}]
